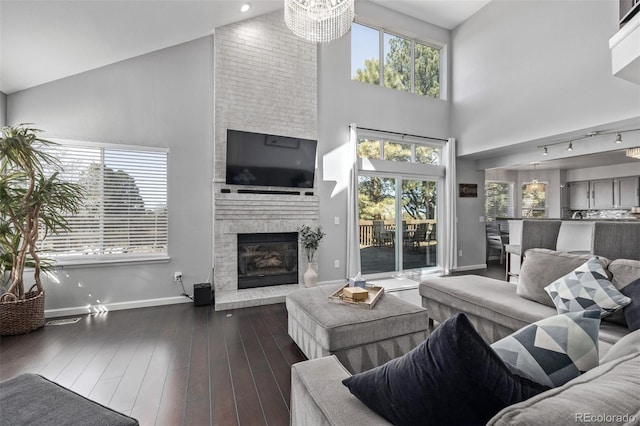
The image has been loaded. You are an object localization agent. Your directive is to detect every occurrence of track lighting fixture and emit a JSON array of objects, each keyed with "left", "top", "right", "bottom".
[{"left": 536, "top": 128, "right": 639, "bottom": 156}]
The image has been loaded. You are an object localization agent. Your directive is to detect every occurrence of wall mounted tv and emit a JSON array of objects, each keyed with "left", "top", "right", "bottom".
[{"left": 226, "top": 129, "right": 317, "bottom": 189}]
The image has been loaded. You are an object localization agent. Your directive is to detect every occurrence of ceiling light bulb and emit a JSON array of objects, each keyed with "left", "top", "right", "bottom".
[
  {"left": 615, "top": 133, "right": 622, "bottom": 143},
  {"left": 240, "top": 3, "right": 251, "bottom": 12},
  {"left": 543, "top": 147, "right": 548, "bottom": 155},
  {"left": 567, "top": 142, "right": 573, "bottom": 151}
]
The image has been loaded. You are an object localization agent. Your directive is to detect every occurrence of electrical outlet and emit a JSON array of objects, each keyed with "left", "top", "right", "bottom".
[
  {"left": 334, "top": 260, "right": 340, "bottom": 268},
  {"left": 334, "top": 216, "right": 340, "bottom": 225},
  {"left": 458, "top": 250, "right": 463, "bottom": 257},
  {"left": 174, "top": 271, "right": 183, "bottom": 282}
]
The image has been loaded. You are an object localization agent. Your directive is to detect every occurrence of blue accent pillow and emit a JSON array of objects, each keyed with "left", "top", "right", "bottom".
[
  {"left": 621, "top": 277, "right": 640, "bottom": 331},
  {"left": 341, "top": 313, "right": 550, "bottom": 426}
]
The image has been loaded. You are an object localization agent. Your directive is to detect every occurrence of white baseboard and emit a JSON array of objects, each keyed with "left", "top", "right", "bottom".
[
  {"left": 453, "top": 263, "right": 488, "bottom": 272},
  {"left": 45, "top": 296, "right": 192, "bottom": 318}
]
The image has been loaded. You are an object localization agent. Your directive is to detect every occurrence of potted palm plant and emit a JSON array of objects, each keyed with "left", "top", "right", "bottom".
[
  {"left": 0, "top": 125, "right": 83, "bottom": 335},
  {"left": 298, "top": 225, "right": 325, "bottom": 287}
]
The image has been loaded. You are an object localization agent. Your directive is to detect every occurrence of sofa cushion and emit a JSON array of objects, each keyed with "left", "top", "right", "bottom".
[
  {"left": 620, "top": 278, "right": 640, "bottom": 331},
  {"left": 491, "top": 310, "right": 600, "bottom": 387},
  {"left": 487, "top": 351, "right": 640, "bottom": 426},
  {"left": 600, "top": 329, "right": 640, "bottom": 364},
  {"left": 605, "top": 259, "right": 640, "bottom": 327},
  {"left": 342, "top": 313, "right": 550, "bottom": 426},
  {"left": 420, "top": 275, "right": 557, "bottom": 337},
  {"left": 517, "top": 249, "right": 610, "bottom": 308},
  {"left": 544, "top": 257, "right": 631, "bottom": 318}
]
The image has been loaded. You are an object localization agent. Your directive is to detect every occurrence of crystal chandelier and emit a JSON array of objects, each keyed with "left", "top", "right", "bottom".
[
  {"left": 626, "top": 147, "right": 640, "bottom": 159},
  {"left": 284, "top": 0, "right": 355, "bottom": 43}
]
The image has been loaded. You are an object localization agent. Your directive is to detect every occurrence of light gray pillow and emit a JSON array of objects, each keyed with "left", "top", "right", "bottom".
[
  {"left": 517, "top": 249, "right": 609, "bottom": 308},
  {"left": 604, "top": 259, "right": 640, "bottom": 326}
]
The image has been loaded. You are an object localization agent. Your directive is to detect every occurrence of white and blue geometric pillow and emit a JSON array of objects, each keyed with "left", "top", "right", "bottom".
[
  {"left": 544, "top": 257, "right": 631, "bottom": 318},
  {"left": 491, "top": 310, "right": 600, "bottom": 388}
]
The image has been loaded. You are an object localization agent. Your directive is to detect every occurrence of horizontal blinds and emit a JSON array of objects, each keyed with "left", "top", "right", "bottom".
[{"left": 39, "top": 143, "right": 168, "bottom": 258}]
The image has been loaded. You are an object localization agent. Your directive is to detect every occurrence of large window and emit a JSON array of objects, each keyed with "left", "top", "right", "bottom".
[
  {"left": 521, "top": 182, "right": 548, "bottom": 218},
  {"left": 39, "top": 141, "right": 168, "bottom": 261},
  {"left": 485, "top": 182, "right": 514, "bottom": 221},
  {"left": 351, "top": 22, "right": 442, "bottom": 99}
]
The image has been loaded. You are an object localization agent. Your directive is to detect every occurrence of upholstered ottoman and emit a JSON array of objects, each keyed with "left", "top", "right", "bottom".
[{"left": 286, "top": 284, "right": 430, "bottom": 373}]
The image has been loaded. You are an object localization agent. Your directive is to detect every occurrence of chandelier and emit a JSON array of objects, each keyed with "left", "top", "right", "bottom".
[
  {"left": 284, "top": 0, "right": 355, "bottom": 43},
  {"left": 626, "top": 147, "right": 640, "bottom": 159}
]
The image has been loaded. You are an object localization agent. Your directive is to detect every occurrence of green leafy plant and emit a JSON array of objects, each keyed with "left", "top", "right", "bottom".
[
  {"left": 298, "top": 225, "right": 325, "bottom": 263},
  {"left": 0, "top": 125, "right": 84, "bottom": 300}
]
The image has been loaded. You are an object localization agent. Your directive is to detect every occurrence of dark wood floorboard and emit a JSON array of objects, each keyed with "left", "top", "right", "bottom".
[
  {"left": 0, "top": 264, "right": 500, "bottom": 425},
  {"left": 0, "top": 302, "right": 305, "bottom": 426}
]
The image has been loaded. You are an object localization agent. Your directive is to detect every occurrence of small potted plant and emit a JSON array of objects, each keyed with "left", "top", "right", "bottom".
[
  {"left": 298, "top": 225, "right": 325, "bottom": 287},
  {"left": 0, "top": 125, "right": 84, "bottom": 335}
]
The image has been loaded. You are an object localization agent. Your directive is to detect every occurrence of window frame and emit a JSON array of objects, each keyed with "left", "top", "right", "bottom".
[
  {"left": 485, "top": 180, "right": 514, "bottom": 221},
  {"left": 351, "top": 20, "right": 446, "bottom": 100},
  {"left": 521, "top": 181, "right": 549, "bottom": 218},
  {"left": 40, "top": 139, "right": 170, "bottom": 267}
]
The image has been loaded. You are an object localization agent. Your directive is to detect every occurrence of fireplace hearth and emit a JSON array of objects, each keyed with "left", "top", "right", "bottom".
[{"left": 237, "top": 232, "right": 298, "bottom": 289}]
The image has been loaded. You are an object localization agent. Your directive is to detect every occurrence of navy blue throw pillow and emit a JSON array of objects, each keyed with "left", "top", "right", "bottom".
[
  {"left": 342, "top": 313, "right": 550, "bottom": 426},
  {"left": 621, "top": 277, "right": 640, "bottom": 331}
]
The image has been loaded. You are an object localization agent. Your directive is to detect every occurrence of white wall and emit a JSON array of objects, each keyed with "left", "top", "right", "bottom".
[
  {"left": 567, "top": 162, "right": 640, "bottom": 181},
  {"left": 317, "top": 1, "right": 451, "bottom": 279},
  {"left": 7, "top": 37, "right": 214, "bottom": 314},
  {"left": 452, "top": 0, "right": 640, "bottom": 157}
]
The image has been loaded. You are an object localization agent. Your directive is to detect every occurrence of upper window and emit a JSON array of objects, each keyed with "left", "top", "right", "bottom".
[
  {"left": 351, "top": 22, "right": 442, "bottom": 99},
  {"left": 357, "top": 138, "right": 440, "bottom": 165},
  {"left": 521, "top": 182, "right": 547, "bottom": 218},
  {"left": 485, "top": 182, "right": 514, "bottom": 221},
  {"left": 39, "top": 141, "right": 168, "bottom": 262}
]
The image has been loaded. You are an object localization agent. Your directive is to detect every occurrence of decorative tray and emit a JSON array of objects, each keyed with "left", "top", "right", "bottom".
[{"left": 328, "top": 283, "right": 384, "bottom": 310}]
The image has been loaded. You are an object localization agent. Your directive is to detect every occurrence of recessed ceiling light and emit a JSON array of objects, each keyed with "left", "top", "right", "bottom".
[{"left": 240, "top": 3, "right": 251, "bottom": 12}]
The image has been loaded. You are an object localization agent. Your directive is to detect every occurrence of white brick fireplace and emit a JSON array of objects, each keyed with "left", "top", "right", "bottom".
[{"left": 213, "top": 10, "right": 318, "bottom": 300}]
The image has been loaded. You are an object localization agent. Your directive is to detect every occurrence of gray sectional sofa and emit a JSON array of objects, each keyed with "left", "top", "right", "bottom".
[{"left": 290, "top": 247, "right": 640, "bottom": 425}]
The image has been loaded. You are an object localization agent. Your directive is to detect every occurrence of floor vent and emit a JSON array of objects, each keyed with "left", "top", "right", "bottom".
[{"left": 45, "top": 318, "right": 81, "bottom": 326}]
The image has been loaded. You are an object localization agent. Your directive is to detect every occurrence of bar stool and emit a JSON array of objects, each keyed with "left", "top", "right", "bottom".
[{"left": 505, "top": 220, "right": 562, "bottom": 281}]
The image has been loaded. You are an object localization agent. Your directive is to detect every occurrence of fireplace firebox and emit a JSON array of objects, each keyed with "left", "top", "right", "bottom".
[{"left": 237, "top": 232, "right": 298, "bottom": 289}]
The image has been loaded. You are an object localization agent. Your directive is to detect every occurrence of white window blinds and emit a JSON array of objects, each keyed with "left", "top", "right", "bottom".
[{"left": 40, "top": 142, "right": 168, "bottom": 260}]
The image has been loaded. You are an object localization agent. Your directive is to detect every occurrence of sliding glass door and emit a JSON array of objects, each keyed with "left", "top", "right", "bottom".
[{"left": 358, "top": 175, "right": 438, "bottom": 276}]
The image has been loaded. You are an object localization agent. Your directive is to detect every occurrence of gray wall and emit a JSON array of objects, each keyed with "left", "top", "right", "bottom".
[
  {"left": 7, "top": 36, "right": 214, "bottom": 313},
  {"left": 0, "top": 92, "right": 6, "bottom": 126},
  {"left": 452, "top": 0, "right": 640, "bottom": 157},
  {"left": 456, "top": 159, "right": 486, "bottom": 269},
  {"left": 317, "top": 1, "right": 451, "bottom": 279}
]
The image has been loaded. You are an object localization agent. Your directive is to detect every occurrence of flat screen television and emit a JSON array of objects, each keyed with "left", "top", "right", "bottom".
[{"left": 226, "top": 129, "right": 317, "bottom": 189}]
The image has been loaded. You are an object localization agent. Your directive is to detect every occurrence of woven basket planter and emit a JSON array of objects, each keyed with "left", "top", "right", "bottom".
[{"left": 0, "top": 287, "right": 45, "bottom": 336}]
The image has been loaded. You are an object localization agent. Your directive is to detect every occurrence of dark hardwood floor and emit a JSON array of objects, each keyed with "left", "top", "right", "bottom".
[
  {"left": 0, "top": 261, "right": 505, "bottom": 426},
  {"left": 0, "top": 303, "right": 305, "bottom": 426}
]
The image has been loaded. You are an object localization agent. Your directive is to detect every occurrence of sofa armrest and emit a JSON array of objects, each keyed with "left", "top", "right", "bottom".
[{"left": 291, "top": 355, "right": 390, "bottom": 426}]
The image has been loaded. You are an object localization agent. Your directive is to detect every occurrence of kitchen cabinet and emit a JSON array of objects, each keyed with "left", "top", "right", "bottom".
[
  {"left": 615, "top": 176, "right": 640, "bottom": 208},
  {"left": 570, "top": 177, "right": 640, "bottom": 209},
  {"left": 569, "top": 181, "right": 590, "bottom": 209},
  {"left": 591, "top": 179, "right": 615, "bottom": 209}
]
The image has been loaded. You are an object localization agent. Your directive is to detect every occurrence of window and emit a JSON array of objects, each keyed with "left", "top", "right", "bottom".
[
  {"left": 357, "top": 137, "right": 440, "bottom": 165},
  {"left": 39, "top": 141, "right": 168, "bottom": 261},
  {"left": 485, "top": 182, "right": 513, "bottom": 221},
  {"left": 521, "top": 182, "right": 547, "bottom": 218},
  {"left": 351, "top": 22, "right": 442, "bottom": 99}
]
